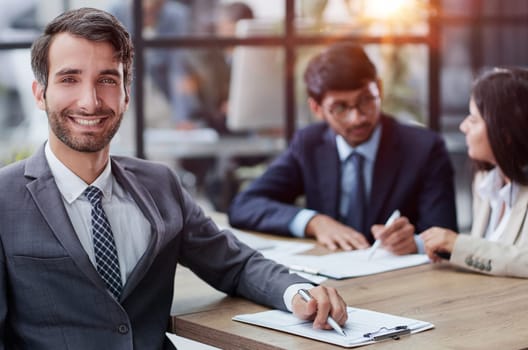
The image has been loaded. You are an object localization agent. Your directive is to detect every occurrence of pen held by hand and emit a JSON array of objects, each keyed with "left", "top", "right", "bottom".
[
  {"left": 435, "top": 251, "right": 451, "bottom": 260},
  {"left": 368, "top": 210, "right": 401, "bottom": 260},
  {"left": 297, "top": 289, "right": 347, "bottom": 337}
]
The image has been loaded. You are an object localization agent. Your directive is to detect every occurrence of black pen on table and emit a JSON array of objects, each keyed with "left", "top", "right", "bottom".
[{"left": 297, "top": 288, "right": 347, "bottom": 337}]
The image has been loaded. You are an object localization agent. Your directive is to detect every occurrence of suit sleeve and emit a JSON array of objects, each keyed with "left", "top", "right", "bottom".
[
  {"left": 414, "top": 135, "right": 459, "bottom": 232},
  {"left": 227, "top": 137, "right": 308, "bottom": 236},
  {"left": 176, "top": 179, "right": 310, "bottom": 310},
  {"left": 451, "top": 234, "right": 528, "bottom": 277}
]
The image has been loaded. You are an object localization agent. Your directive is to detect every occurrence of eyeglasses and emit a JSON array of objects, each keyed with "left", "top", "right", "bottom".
[{"left": 325, "top": 94, "right": 380, "bottom": 120}]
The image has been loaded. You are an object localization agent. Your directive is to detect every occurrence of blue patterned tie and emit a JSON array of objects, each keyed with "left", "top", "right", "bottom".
[
  {"left": 84, "top": 186, "right": 122, "bottom": 299},
  {"left": 344, "top": 152, "right": 366, "bottom": 234}
]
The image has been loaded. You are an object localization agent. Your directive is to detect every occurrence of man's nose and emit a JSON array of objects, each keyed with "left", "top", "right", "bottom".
[
  {"left": 77, "top": 83, "right": 101, "bottom": 112},
  {"left": 342, "top": 107, "right": 365, "bottom": 124}
]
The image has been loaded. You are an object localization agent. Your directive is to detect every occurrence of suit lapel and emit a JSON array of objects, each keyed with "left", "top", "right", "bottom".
[
  {"left": 498, "top": 185, "right": 528, "bottom": 244},
  {"left": 368, "top": 118, "right": 404, "bottom": 228},
  {"left": 24, "top": 147, "right": 106, "bottom": 292},
  {"left": 111, "top": 159, "right": 165, "bottom": 300},
  {"left": 315, "top": 128, "right": 340, "bottom": 217}
]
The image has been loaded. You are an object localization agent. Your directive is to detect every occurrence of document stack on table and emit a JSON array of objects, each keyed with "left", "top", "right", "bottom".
[{"left": 275, "top": 248, "right": 430, "bottom": 279}]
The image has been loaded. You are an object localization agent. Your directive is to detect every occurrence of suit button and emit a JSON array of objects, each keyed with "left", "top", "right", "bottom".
[{"left": 118, "top": 324, "right": 129, "bottom": 334}]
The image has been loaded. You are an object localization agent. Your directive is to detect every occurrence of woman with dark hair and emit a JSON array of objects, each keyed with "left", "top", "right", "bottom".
[{"left": 421, "top": 67, "right": 528, "bottom": 277}]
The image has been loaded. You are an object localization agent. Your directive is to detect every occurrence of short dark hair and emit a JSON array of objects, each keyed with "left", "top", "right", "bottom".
[
  {"left": 31, "top": 7, "right": 134, "bottom": 94},
  {"left": 303, "top": 43, "right": 377, "bottom": 104},
  {"left": 472, "top": 67, "right": 528, "bottom": 185}
]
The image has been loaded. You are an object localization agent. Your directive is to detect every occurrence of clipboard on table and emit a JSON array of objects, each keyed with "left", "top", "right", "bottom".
[{"left": 233, "top": 306, "right": 434, "bottom": 348}]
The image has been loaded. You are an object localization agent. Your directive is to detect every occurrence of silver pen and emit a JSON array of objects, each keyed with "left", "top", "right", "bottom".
[
  {"left": 368, "top": 210, "right": 401, "bottom": 260},
  {"left": 297, "top": 289, "right": 346, "bottom": 337}
]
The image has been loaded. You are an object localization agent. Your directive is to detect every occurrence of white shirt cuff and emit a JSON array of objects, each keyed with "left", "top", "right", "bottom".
[
  {"left": 414, "top": 234, "right": 425, "bottom": 254},
  {"left": 288, "top": 209, "right": 317, "bottom": 238},
  {"left": 283, "top": 283, "right": 316, "bottom": 312}
]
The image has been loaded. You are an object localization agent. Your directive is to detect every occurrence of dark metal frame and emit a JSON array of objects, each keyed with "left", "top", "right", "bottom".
[{"left": 131, "top": 0, "right": 432, "bottom": 158}]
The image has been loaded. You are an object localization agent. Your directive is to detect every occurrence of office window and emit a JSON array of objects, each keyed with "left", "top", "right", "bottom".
[{"left": 2, "top": 0, "right": 527, "bottom": 221}]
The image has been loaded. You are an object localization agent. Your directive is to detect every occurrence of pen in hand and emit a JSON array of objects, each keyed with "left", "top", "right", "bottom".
[
  {"left": 368, "top": 210, "right": 401, "bottom": 260},
  {"left": 297, "top": 289, "right": 347, "bottom": 337}
]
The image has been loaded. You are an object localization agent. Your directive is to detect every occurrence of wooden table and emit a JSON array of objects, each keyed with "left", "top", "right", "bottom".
[{"left": 170, "top": 234, "right": 528, "bottom": 349}]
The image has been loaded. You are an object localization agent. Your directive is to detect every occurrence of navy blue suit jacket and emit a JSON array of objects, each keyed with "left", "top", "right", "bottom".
[{"left": 228, "top": 116, "right": 458, "bottom": 242}]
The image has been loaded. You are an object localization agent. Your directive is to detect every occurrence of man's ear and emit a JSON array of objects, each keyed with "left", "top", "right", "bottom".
[
  {"left": 376, "top": 78, "right": 383, "bottom": 99},
  {"left": 124, "top": 86, "right": 130, "bottom": 111},
  {"left": 32, "top": 81, "right": 46, "bottom": 111},
  {"left": 308, "top": 97, "right": 325, "bottom": 121}
]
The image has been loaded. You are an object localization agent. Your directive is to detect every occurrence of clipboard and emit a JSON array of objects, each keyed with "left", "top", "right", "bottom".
[{"left": 233, "top": 306, "right": 434, "bottom": 348}]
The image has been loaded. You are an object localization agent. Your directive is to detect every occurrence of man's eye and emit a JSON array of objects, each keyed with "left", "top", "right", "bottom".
[
  {"left": 60, "top": 77, "right": 76, "bottom": 83},
  {"left": 100, "top": 78, "right": 117, "bottom": 85},
  {"left": 331, "top": 103, "right": 347, "bottom": 114}
]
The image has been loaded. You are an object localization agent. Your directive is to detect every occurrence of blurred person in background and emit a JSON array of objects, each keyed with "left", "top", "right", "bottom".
[
  {"left": 229, "top": 43, "right": 458, "bottom": 253},
  {"left": 182, "top": 1, "right": 255, "bottom": 133},
  {"left": 178, "top": 2, "right": 261, "bottom": 210},
  {"left": 421, "top": 68, "right": 528, "bottom": 278},
  {"left": 111, "top": 0, "right": 197, "bottom": 126}
]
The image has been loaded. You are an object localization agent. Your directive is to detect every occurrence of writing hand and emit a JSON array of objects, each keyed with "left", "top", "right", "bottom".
[
  {"left": 291, "top": 286, "right": 348, "bottom": 331},
  {"left": 371, "top": 216, "right": 416, "bottom": 255}
]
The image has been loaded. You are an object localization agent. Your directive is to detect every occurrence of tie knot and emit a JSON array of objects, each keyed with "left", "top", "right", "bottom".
[
  {"left": 84, "top": 186, "right": 103, "bottom": 206},
  {"left": 348, "top": 152, "right": 363, "bottom": 167}
]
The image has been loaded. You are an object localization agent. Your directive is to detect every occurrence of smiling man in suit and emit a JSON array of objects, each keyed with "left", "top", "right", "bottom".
[
  {"left": 0, "top": 8, "right": 347, "bottom": 349},
  {"left": 229, "top": 43, "right": 458, "bottom": 253}
]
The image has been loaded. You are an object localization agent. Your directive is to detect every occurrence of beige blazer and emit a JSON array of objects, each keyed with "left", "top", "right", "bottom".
[{"left": 451, "top": 171, "right": 528, "bottom": 277}]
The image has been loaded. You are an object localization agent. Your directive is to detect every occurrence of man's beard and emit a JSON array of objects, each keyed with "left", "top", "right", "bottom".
[{"left": 47, "top": 107, "right": 123, "bottom": 153}]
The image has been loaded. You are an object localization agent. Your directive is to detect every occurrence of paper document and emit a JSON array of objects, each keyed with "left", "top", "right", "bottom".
[
  {"left": 233, "top": 307, "right": 434, "bottom": 348},
  {"left": 275, "top": 249, "right": 430, "bottom": 279},
  {"left": 165, "top": 332, "right": 221, "bottom": 349}
]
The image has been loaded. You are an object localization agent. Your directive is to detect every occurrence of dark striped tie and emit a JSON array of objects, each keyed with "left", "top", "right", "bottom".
[{"left": 84, "top": 186, "right": 122, "bottom": 299}]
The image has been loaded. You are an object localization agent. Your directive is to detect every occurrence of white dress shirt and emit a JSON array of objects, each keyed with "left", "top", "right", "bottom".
[
  {"left": 288, "top": 125, "right": 382, "bottom": 237},
  {"left": 44, "top": 142, "right": 151, "bottom": 284},
  {"left": 477, "top": 168, "right": 518, "bottom": 242}
]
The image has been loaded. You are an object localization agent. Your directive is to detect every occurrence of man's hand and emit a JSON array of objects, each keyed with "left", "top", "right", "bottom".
[
  {"left": 291, "top": 286, "right": 348, "bottom": 330},
  {"left": 371, "top": 216, "right": 416, "bottom": 255},
  {"left": 420, "top": 227, "right": 458, "bottom": 262},
  {"left": 305, "top": 214, "right": 369, "bottom": 251}
]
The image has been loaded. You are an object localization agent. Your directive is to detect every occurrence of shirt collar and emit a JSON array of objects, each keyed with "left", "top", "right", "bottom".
[
  {"left": 477, "top": 167, "right": 518, "bottom": 209},
  {"left": 44, "top": 142, "right": 113, "bottom": 204},
  {"left": 336, "top": 123, "right": 382, "bottom": 162}
]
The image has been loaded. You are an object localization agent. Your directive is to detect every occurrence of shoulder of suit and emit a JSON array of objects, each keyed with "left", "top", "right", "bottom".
[
  {"left": 294, "top": 122, "right": 331, "bottom": 143},
  {"left": 0, "top": 158, "right": 27, "bottom": 181},
  {"left": 382, "top": 115, "right": 441, "bottom": 142},
  {"left": 111, "top": 156, "right": 173, "bottom": 175}
]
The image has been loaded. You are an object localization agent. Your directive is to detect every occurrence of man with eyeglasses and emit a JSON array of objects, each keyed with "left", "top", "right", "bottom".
[{"left": 228, "top": 43, "right": 458, "bottom": 254}]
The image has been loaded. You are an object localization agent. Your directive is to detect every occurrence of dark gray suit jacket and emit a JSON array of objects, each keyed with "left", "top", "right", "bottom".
[{"left": 0, "top": 146, "right": 308, "bottom": 350}]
